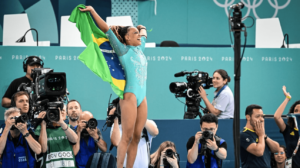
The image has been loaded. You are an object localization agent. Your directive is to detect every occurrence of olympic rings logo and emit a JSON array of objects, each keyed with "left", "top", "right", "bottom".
[{"left": 213, "top": 0, "right": 290, "bottom": 19}]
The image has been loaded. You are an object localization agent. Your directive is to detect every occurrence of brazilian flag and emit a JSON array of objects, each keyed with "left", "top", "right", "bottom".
[{"left": 69, "top": 4, "right": 125, "bottom": 99}]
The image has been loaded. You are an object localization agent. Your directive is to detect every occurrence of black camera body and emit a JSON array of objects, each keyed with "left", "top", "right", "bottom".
[
  {"left": 105, "top": 97, "right": 121, "bottom": 127},
  {"left": 85, "top": 118, "right": 98, "bottom": 129},
  {"left": 163, "top": 149, "right": 179, "bottom": 166},
  {"left": 19, "top": 68, "right": 68, "bottom": 125},
  {"left": 199, "top": 130, "right": 214, "bottom": 145},
  {"left": 14, "top": 114, "right": 28, "bottom": 124},
  {"left": 170, "top": 71, "right": 212, "bottom": 119}
]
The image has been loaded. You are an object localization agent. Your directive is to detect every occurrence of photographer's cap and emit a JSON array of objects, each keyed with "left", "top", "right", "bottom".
[{"left": 26, "top": 56, "right": 43, "bottom": 66}]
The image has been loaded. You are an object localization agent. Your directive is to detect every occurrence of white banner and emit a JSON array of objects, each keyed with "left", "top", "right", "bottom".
[{"left": 46, "top": 151, "right": 73, "bottom": 162}]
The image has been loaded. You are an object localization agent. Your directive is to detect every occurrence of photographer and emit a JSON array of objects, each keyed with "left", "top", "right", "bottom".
[
  {"left": 66, "top": 100, "right": 82, "bottom": 128},
  {"left": 274, "top": 86, "right": 300, "bottom": 168},
  {"left": 34, "top": 106, "right": 78, "bottom": 168},
  {"left": 0, "top": 107, "right": 41, "bottom": 168},
  {"left": 72, "top": 111, "right": 107, "bottom": 168},
  {"left": 186, "top": 113, "right": 227, "bottom": 168},
  {"left": 198, "top": 69, "right": 234, "bottom": 119},
  {"left": 2, "top": 56, "right": 43, "bottom": 108},
  {"left": 109, "top": 101, "right": 159, "bottom": 168},
  {"left": 240, "top": 104, "right": 280, "bottom": 168},
  {"left": 150, "top": 141, "right": 179, "bottom": 168},
  {"left": 11, "top": 91, "right": 30, "bottom": 114}
]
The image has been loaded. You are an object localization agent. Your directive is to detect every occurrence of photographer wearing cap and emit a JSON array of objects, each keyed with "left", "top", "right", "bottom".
[
  {"left": 2, "top": 56, "right": 44, "bottom": 108},
  {"left": 0, "top": 107, "right": 41, "bottom": 168},
  {"left": 240, "top": 104, "right": 280, "bottom": 168},
  {"left": 186, "top": 113, "right": 227, "bottom": 168},
  {"left": 198, "top": 69, "right": 234, "bottom": 119},
  {"left": 72, "top": 111, "right": 107, "bottom": 168},
  {"left": 149, "top": 141, "right": 179, "bottom": 168},
  {"left": 109, "top": 99, "right": 159, "bottom": 168},
  {"left": 66, "top": 100, "right": 83, "bottom": 128},
  {"left": 34, "top": 105, "right": 78, "bottom": 168}
]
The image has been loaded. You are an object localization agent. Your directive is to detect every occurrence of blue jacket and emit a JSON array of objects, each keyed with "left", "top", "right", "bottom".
[
  {"left": 75, "top": 135, "right": 97, "bottom": 168},
  {"left": 0, "top": 127, "right": 36, "bottom": 168},
  {"left": 186, "top": 139, "right": 225, "bottom": 168}
]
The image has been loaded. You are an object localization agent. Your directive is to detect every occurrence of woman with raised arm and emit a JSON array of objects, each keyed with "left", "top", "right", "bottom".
[
  {"left": 274, "top": 86, "right": 300, "bottom": 168},
  {"left": 80, "top": 6, "right": 148, "bottom": 168}
]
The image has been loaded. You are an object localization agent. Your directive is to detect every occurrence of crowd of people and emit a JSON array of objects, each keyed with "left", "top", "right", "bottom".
[{"left": 0, "top": 5, "right": 299, "bottom": 168}]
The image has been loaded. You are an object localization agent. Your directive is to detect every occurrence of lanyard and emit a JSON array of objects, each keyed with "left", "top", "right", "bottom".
[
  {"left": 287, "top": 114, "right": 300, "bottom": 157},
  {"left": 214, "top": 85, "right": 227, "bottom": 99}
]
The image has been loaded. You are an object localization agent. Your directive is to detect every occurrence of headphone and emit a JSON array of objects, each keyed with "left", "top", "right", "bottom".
[
  {"left": 11, "top": 93, "right": 17, "bottom": 107},
  {"left": 23, "top": 56, "right": 44, "bottom": 72}
]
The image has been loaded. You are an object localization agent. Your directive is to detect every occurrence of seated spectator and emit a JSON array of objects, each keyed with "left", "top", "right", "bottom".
[
  {"left": 149, "top": 141, "right": 179, "bottom": 168},
  {"left": 73, "top": 111, "right": 107, "bottom": 168},
  {"left": 35, "top": 106, "right": 78, "bottom": 168},
  {"left": 271, "top": 145, "right": 289, "bottom": 168},
  {"left": 0, "top": 107, "right": 41, "bottom": 168},
  {"left": 240, "top": 104, "right": 280, "bottom": 168},
  {"left": 186, "top": 113, "right": 227, "bottom": 168}
]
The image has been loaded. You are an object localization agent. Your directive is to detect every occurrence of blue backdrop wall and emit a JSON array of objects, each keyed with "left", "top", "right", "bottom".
[{"left": 0, "top": 47, "right": 300, "bottom": 120}]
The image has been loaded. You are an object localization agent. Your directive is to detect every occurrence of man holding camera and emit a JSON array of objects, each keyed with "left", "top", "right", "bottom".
[
  {"left": 240, "top": 105, "right": 280, "bottom": 168},
  {"left": 0, "top": 107, "right": 41, "bottom": 168},
  {"left": 109, "top": 100, "right": 159, "bottom": 168},
  {"left": 72, "top": 111, "right": 107, "bottom": 168},
  {"left": 11, "top": 91, "right": 30, "bottom": 114},
  {"left": 34, "top": 106, "right": 78, "bottom": 168},
  {"left": 2, "top": 56, "right": 43, "bottom": 108},
  {"left": 66, "top": 100, "right": 82, "bottom": 128},
  {"left": 186, "top": 113, "right": 227, "bottom": 168}
]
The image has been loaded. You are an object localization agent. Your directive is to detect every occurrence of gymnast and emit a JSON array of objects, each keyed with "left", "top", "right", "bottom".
[{"left": 80, "top": 6, "right": 148, "bottom": 168}]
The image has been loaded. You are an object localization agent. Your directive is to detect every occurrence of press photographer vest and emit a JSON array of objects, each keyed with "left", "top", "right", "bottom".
[
  {"left": 1, "top": 129, "right": 35, "bottom": 168},
  {"left": 75, "top": 135, "right": 97, "bottom": 168},
  {"left": 186, "top": 137, "right": 225, "bottom": 168},
  {"left": 35, "top": 125, "right": 76, "bottom": 168}
]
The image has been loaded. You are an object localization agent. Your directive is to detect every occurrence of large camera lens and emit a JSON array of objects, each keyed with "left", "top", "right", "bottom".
[
  {"left": 47, "top": 109, "right": 60, "bottom": 122},
  {"left": 202, "top": 130, "right": 214, "bottom": 140},
  {"left": 87, "top": 118, "right": 98, "bottom": 129},
  {"left": 165, "top": 149, "right": 175, "bottom": 157},
  {"left": 169, "top": 82, "right": 187, "bottom": 93}
]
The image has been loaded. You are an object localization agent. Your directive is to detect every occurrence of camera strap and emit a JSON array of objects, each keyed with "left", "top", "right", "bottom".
[
  {"left": 290, "top": 115, "right": 300, "bottom": 157},
  {"left": 142, "top": 128, "right": 151, "bottom": 166},
  {"left": 214, "top": 85, "right": 227, "bottom": 99}
]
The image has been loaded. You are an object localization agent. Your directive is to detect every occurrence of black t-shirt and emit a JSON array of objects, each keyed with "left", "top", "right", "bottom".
[
  {"left": 240, "top": 128, "right": 271, "bottom": 168},
  {"left": 280, "top": 124, "right": 300, "bottom": 168},
  {"left": 186, "top": 135, "right": 227, "bottom": 167},
  {"left": 3, "top": 76, "right": 31, "bottom": 99}
]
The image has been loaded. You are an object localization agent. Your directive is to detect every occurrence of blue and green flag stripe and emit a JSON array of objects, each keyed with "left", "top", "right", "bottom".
[{"left": 69, "top": 4, "right": 125, "bottom": 99}]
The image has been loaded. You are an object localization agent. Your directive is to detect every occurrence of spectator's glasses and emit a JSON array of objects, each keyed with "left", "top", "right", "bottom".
[
  {"left": 274, "top": 151, "right": 285, "bottom": 155},
  {"left": 202, "top": 128, "right": 216, "bottom": 132}
]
